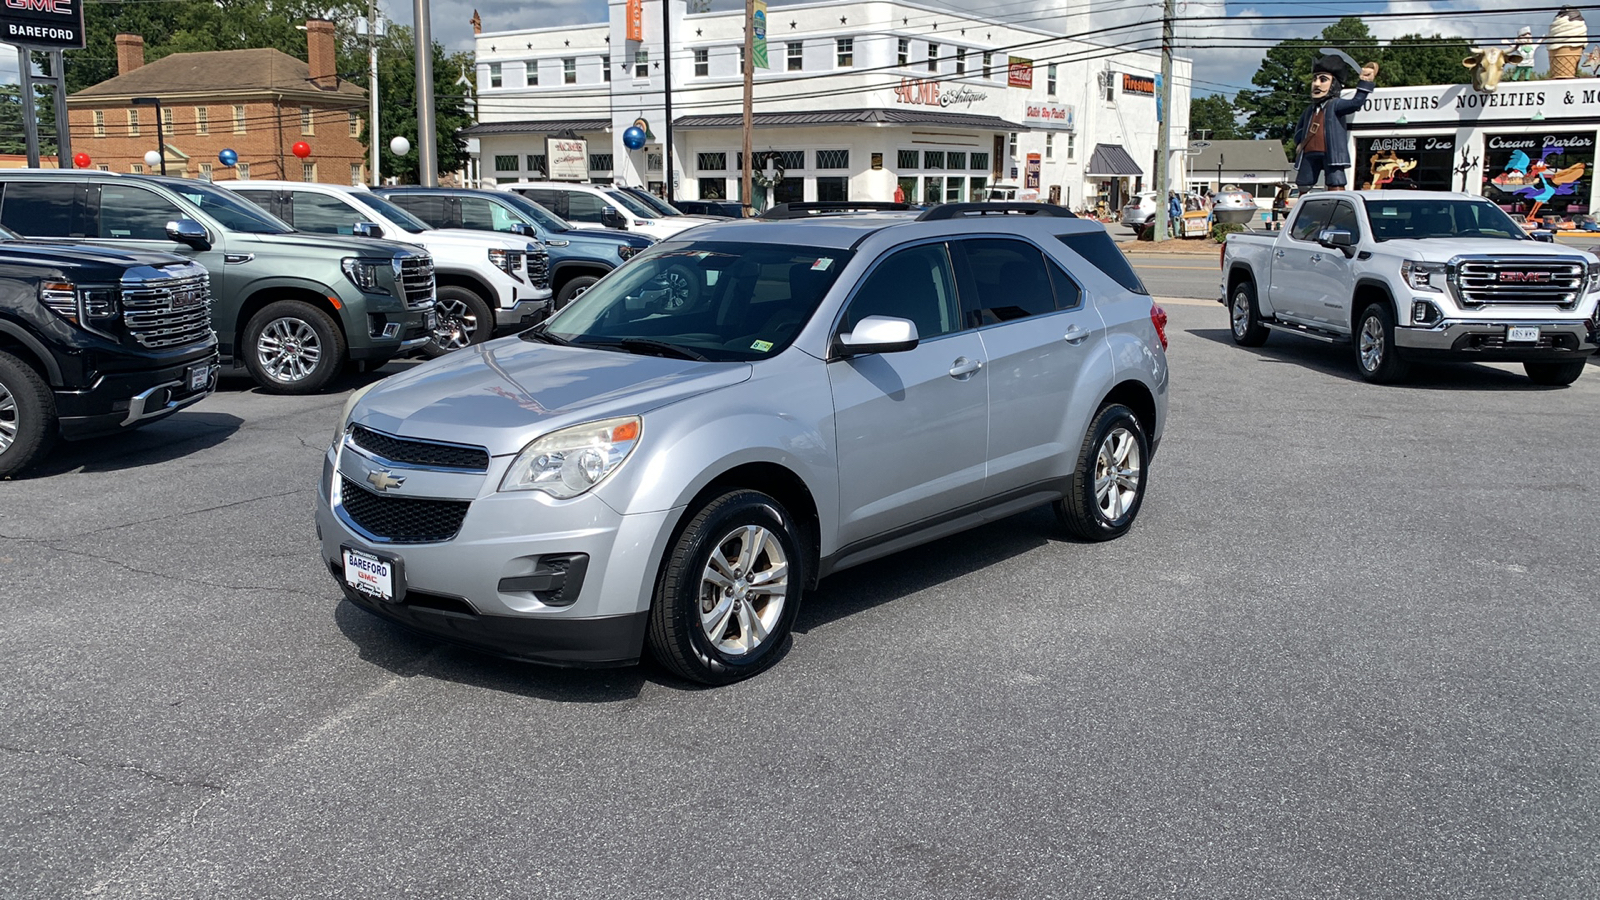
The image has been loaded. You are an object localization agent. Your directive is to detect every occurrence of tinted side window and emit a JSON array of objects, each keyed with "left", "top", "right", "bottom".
[
  {"left": 1048, "top": 262, "right": 1083, "bottom": 311},
  {"left": 957, "top": 238, "right": 1057, "bottom": 325},
  {"left": 459, "top": 197, "right": 520, "bottom": 232},
  {"left": 842, "top": 243, "right": 961, "bottom": 340},
  {"left": 1290, "top": 200, "right": 1334, "bottom": 242},
  {"left": 1326, "top": 201, "right": 1360, "bottom": 239},
  {"left": 1055, "top": 232, "right": 1149, "bottom": 295},
  {"left": 290, "top": 192, "right": 363, "bottom": 235},
  {"left": 566, "top": 192, "right": 607, "bottom": 224},
  {"left": 387, "top": 194, "right": 448, "bottom": 227},
  {"left": 521, "top": 189, "right": 564, "bottom": 218},
  {"left": 229, "top": 189, "right": 279, "bottom": 220},
  {"left": 1, "top": 181, "right": 81, "bottom": 236},
  {"left": 99, "top": 185, "right": 184, "bottom": 240}
]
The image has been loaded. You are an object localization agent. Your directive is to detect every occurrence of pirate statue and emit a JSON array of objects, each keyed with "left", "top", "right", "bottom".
[{"left": 1294, "top": 53, "right": 1379, "bottom": 191}]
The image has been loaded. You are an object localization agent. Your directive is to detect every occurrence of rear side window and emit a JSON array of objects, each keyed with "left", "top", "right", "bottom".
[
  {"left": 288, "top": 192, "right": 364, "bottom": 235},
  {"left": 386, "top": 193, "right": 448, "bottom": 227},
  {"left": 98, "top": 185, "right": 183, "bottom": 240},
  {"left": 459, "top": 198, "right": 521, "bottom": 232},
  {"left": 229, "top": 189, "right": 278, "bottom": 219},
  {"left": 1290, "top": 199, "right": 1334, "bottom": 242},
  {"left": 956, "top": 238, "right": 1059, "bottom": 325},
  {"left": 520, "top": 189, "right": 564, "bottom": 218},
  {"left": 1, "top": 181, "right": 81, "bottom": 236},
  {"left": 566, "top": 192, "right": 608, "bottom": 224},
  {"left": 1054, "top": 231, "right": 1148, "bottom": 295}
]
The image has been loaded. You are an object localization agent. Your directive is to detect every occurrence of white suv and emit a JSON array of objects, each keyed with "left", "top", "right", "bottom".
[
  {"left": 495, "top": 181, "right": 719, "bottom": 241},
  {"left": 223, "top": 181, "right": 552, "bottom": 355}
]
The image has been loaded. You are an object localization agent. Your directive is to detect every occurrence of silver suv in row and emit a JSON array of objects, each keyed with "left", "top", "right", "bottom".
[{"left": 317, "top": 202, "right": 1170, "bottom": 684}]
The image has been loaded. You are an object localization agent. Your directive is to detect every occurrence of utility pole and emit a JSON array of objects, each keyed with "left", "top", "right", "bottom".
[
  {"left": 368, "top": 1, "right": 381, "bottom": 186},
  {"left": 48, "top": 52, "right": 70, "bottom": 168},
  {"left": 663, "top": 0, "right": 674, "bottom": 201},
  {"left": 17, "top": 49, "right": 39, "bottom": 168},
  {"left": 1153, "top": 0, "right": 1174, "bottom": 241},
  {"left": 740, "top": 0, "right": 753, "bottom": 216},
  {"left": 414, "top": 0, "right": 438, "bottom": 186}
]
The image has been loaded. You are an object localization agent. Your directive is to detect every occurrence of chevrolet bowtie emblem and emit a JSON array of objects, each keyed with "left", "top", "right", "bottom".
[{"left": 366, "top": 469, "right": 406, "bottom": 492}]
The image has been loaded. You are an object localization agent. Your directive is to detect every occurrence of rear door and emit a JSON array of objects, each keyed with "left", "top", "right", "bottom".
[
  {"left": 828, "top": 241, "right": 989, "bottom": 548},
  {"left": 385, "top": 193, "right": 451, "bottom": 228},
  {"left": 0, "top": 180, "right": 92, "bottom": 238},
  {"left": 227, "top": 187, "right": 286, "bottom": 223}
]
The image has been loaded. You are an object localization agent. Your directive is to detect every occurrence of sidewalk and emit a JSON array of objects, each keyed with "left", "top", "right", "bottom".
[{"left": 1120, "top": 237, "right": 1225, "bottom": 255}]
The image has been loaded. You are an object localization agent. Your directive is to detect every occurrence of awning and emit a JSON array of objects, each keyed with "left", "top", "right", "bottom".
[
  {"left": 674, "top": 107, "right": 1022, "bottom": 131},
  {"left": 1087, "top": 143, "right": 1143, "bottom": 177},
  {"left": 460, "top": 119, "right": 611, "bottom": 137}
]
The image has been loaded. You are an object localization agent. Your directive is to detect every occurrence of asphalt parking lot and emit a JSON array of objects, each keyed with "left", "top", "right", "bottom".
[{"left": 4, "top": 301, "right": 1598, "bottom": 899}]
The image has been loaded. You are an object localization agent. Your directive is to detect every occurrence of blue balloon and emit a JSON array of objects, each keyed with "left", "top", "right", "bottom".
[
  {"left": 622, "top": 127, "right": 647, "bottom": 150},
  {"left": 218, "top": 148, "right": 238, "bottom": 167}
]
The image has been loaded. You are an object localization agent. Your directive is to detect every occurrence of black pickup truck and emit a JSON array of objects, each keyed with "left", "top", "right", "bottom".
[{"left": 0, "top": 234, "right": 219, "bottom": 476}]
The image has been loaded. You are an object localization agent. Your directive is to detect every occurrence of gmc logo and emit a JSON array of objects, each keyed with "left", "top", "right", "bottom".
[
  {"left": 5, "top": 0, "right": 72, "bottom": 13},
  {"left": 1499, "top": 271, "right": 1552, "bottom": 283}
]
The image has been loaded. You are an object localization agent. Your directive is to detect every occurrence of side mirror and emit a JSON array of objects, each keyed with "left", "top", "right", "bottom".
[
  {"left": 510, "top": 222, "right": 538, "bottom": 237},
  {"left": 599, "top": 207, "right": 624, "bottom": 229},
  {"left": 1318, "top": 227, "right": 1356, "bottom": 255},
  {"left": 165, "top": 219, "right": 211, "bottom": 251},
  {"left": 832, "top": 315, "right": 920, "bottom": 358},
  {"left": 352, "top": 222, "right": 384, "bottom": 239}
]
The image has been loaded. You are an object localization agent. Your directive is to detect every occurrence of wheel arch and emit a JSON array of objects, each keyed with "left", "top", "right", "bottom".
[
  {"left": 1102, "top": 378, "right": 1158, "bottom": 444},
  {"left": 0, "top": 321, "right": 62, "bottom": 385},
  {"left": 1351, "top": 279, "right": 1396, "bottom": 333},
  {"left": 673, "top": 462, "right": 823, "bottom": 591},
  {"left": 433, "top": 271, "right": 497, "bottom": 306},
  {"left": 1226, "top": 262, "right": 1257, "bottom": 297},
  {"left": 234, "top": 286, "right": 345, "bottom": 353},
  {"left": 551, "top": 260, "right": 613, "bottom": 294}
]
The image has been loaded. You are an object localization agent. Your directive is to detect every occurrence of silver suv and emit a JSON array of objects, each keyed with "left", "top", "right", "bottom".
[{"left": 317, "top": 203, "right": 1170, "bottom": 684}]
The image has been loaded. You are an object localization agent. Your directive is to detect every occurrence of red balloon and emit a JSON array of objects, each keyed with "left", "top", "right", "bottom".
[
  {"left": 292, "top": 141, "right": 312, "bottom": 159},
  {"left": 72, "top": 152, "right": 91, "bottom": 168}
]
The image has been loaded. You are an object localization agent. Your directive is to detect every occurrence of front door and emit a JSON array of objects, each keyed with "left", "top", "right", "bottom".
[
  {"left": 1270, "top": 197, "right": 1336, "bottom": 323},
  {"left": 91, "top": 182, "right": 232, "bottom": 348},
  {"left": 1297, "top": 198, "right": 1361, "bottom": 330},
  {"left": 828, "top": 242, "right": 988, "bottom": 549}
]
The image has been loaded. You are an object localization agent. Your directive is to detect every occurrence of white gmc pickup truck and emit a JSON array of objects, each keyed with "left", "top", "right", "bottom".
[{"left": 1220, "top": 190, "right": 1600, "bottom": 384}]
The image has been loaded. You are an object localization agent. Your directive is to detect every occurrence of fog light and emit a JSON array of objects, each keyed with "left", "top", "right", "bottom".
[{"left": 1411, "top": 301, "right": 1440, "bottom": 326}]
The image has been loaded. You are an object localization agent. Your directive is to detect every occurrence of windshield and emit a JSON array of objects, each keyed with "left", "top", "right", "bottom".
[
  {"left": 493, "top": 192, "right": 573, "bottom": 232},
  {"left": 166, "top": 180, "right": 292, "bottom": 234},
  {"left": 349, "top": 192, "right": 431, "bottom": 234},
  {"left": 533, "top": 241, "right": 852, "bottom": 362},
  {"left": 1363, "top": 198, "right": 1528, "bottom": 241},
  {"left": 606, "top": 189, "right": 661, "bottom": 218},
  {"left": 627, "top": 189, "right": 685, "bottom": 216}
]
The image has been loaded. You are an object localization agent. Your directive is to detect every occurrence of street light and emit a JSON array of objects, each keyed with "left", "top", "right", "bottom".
[{"left": 131, "top": 97, "right": 167, "bottom": 175}]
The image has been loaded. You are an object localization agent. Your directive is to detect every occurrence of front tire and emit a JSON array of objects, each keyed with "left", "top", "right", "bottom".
[
  {"left": 1229, "top": 281, "right": 1269, "bottom": 346},
  {"left": 1354, "top": 302, "right": 1410, "bottom": 384},
  {"left": 1055, "top": 403, "right": 1149, "bottom": 542},
  {"left": 555, "top": 275, "right": 600, "bottom": 311},
  {"left": 423, "top": 286, "right": 494, "bottom": 358},
  {"left": 1523, "top": 359, "right": 1586, "bottom": 385},
  {"left": 0, "top": 350, "right": 56, "bottom": 478},
  {"left": 647, "top": 490, "right": 804, "bottom": 685},
  {"left": 243, "top": 300, "right": 346, "bottom": 394}
]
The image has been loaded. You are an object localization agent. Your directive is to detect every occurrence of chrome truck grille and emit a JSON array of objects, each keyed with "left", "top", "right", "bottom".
[
  {"left": 527, "top": 245, "right": 550, "bottom": 290},
  {"left": 398, "top": 256, "right": 436, "bottom": 309},
  {"left": 1451, "top": 256, "right": 1586, "bottom": 310},
  {"left": 120, "top": 273, "right": 215, "bottom": 349}
]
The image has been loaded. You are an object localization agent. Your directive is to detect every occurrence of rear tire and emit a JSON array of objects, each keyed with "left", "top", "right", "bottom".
[
  {"left": 1354, "top": 302, "right": 1410, "bottom": 384},
  {"left": 423, "top": 286, "right": 494, "bottom": 357},
  {"left": 647, "top": 490, "right": 804, "bottom": 685},
  {"left": 0, "top": 350, "right": 56, "bottom": 478},
  {"left": 1229, "top": 281, "right": 1269, "bottom": 346},
  {"left": 1055, "top": 403, "right": 1149, "bottom": 542},
  {"left": 1523, "top": 359, "right": 1586, "bottom": 386},
  {"left": 243, "top": 300, "right": 346, "bottom": 394},
  {"left": 555, "top": 275, "right": 600, "bottom": 311}
]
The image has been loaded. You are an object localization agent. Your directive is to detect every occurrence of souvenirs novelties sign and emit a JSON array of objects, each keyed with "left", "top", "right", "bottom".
[{"left": 2, "top": 0, "right": 85, "bottom": 49}]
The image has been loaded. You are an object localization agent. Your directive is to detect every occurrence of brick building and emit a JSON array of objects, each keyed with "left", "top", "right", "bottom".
[{"left": 66, "top": 20, "right": 369, "bottom": 184}]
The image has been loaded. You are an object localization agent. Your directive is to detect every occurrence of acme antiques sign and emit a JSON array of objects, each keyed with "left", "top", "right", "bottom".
[{"left": 893, "top": 77, "right": 989, "bottom": 109}]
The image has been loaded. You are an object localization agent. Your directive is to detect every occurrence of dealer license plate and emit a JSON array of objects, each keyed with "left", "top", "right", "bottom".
[
  {"left": 1507, "top": 326, "right": 1541, "bottom": 343},
  {"left": 185, "top": 364, "right": 211, "bottom": 392},
  {"left": 426, "top": 311, "right": 439, "bottom": 330},
  {"left": 343, "top": 548, "right": 395, "bottom": 601}
]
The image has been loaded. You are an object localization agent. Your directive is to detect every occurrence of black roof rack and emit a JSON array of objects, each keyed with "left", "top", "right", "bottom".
[
  {"left": 760, "top": 201, "right": 914, "bottom": 219},
  {"left": 917, "top": 202, "right": 1077, "bottom": 221}
]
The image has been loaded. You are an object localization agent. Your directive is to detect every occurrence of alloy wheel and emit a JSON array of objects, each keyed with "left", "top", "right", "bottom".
[
  {"left": 1359, "top": 315, "right": 1384, "bottom": 372},
  {"left": 1094, "top": 426, "right": 1142, "bottom": 520},
  {"left": 256, "top": 317, "right": 323, "bottom": 384},
  {"left": 0, "top": 380, "right": 16, "bottom": 454},
  {"left": 1231, "top": 292, "right": 1251, "bottom": 337},
  {"left": 697, "top": 524, "right": 789, "bottom": 657},
  {"left": 431, "top": 295, "right": 479, "bottom": 351}
]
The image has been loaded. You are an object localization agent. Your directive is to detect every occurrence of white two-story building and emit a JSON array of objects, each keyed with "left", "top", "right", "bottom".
[{"left": 468, "top": 0, "right": 1191, "bottom": 212}]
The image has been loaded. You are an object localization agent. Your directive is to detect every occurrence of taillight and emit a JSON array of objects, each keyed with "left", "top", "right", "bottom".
[
  {"left": 1151, "top": 303, "right": 1168, "bottom": 350},
  {"left": 1219, "top": 241, "right": 1226, "bottom": 268}
]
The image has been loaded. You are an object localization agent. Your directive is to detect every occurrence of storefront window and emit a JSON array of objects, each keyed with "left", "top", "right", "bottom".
[
  {"left": 923, "top": 151, "right": 945, "bottom": 169},
  {"left": 971, "top": 152, "right": 989, "bottom": 171},
  {"left": 1482, "top": 131, "right": 1595, "bottom": 216},
  {"left": 948, "top": 152, "right": 966, "bottom": 169},
  {"left": 898, "top": 177, "right": 918, "bottom": 203},
  {"left": 945, "top": 179, "right": 965, "bottom": 203},
  {"left": 1351, "top": 134, "right": 1457, "bottom": 193},
  {"left": 699, "top": 177, "right": 727, "bottom": 200},
  {"left": 970, "top": 176, "right": 988, "bottom": 198},
  {"left": 924, "top": 176, "right": 942, "bottom": 205},
  {"left": 817, "top": 176, "right": 849, "bottom": 201},
  {"left": 774, "top": 179, "right": 803, "bottom": 204},
  {"left": 898, "top": 150, "right": 918, "bottom": 169}
]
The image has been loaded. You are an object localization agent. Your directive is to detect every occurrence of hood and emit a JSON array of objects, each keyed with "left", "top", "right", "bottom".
[
  {"left": 563, "top": 229, "right": 653, "bottom": 248},
  {"left": 248, "top": 231, "right": 426, "bottom": 258},
  {"left": 352, "top": 337, "right": 752, "bottom": 457},
  {"left": 1389, "top": 239, "right": 1598, "bottom": 262},
  {"left": 414, "top": 228, "right": 534, "bottom": 251},
  {"left": 4, "top": 239, "right": 198, "bottom": 269}
]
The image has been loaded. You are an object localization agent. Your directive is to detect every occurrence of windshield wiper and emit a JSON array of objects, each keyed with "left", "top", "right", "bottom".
[
  {"left": 585, "top": 338, "right": 709, "bottom": 361},
  {"left": 521, "top": 324, "right": 572, "bottom": 345}
]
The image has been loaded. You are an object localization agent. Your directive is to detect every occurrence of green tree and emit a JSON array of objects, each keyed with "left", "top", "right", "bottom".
[
  {"left": 0, "top": 78, "right": 59, "bottom": 157},
  {"left": 363, "top": 26, "right": 474, "bottom": 183},
  {"left": 1379, "top": 34, "right": 1474, "bottom": 87},
  {"left": 1235, "top": 18, "right": 1381, "bottom": 145},
  {"left": 1189, "top": 93, "right": 1245, "bottom": 140}
]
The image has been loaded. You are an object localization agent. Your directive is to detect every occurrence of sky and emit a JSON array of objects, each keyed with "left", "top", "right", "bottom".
[{"left": 0, "top": 0, "right": 1569, "bottom": 98}]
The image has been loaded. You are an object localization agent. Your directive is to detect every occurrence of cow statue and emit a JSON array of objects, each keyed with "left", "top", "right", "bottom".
[{"left": 1463, "top": 47, "right": 1523, "bottom": 92}]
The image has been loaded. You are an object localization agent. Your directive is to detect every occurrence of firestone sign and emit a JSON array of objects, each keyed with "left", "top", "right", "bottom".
[{"left": 2, "top": 0, "right": 84, "bottom": 49}]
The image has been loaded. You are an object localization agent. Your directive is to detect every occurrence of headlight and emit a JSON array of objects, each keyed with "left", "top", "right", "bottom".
[
  {"left": 1586, "top": 261, "right": 1600, "bottom": 293},
  {"left": 41, "top": 282, "right": 118, "bottom": 327},
  {"left": 617, "top": 245, "right": 639, "bottom": 261},
  {"left": 488, "top": 248, "right": 522, "bottom": 278},
  {"left": 1401, "top": 259, "right": 1445, "bottom": 293},
  {"left": 341, "top": 258, "right": 392, "bottom": 295},
  {"left": 333, "top": 382, "right": 379, "bottom": 447},
  {"left": 500, "top": 416, "right": 641, "bottom": 498},
  {"left": 40, "top": 281, "right": 79, "bottom": 322}
]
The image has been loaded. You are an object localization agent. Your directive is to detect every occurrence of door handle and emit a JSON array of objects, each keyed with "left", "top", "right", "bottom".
[
  {"left": 546, "top": 240, "right": 570, "bottom": 247},
  {"left": 948, "top": 357, "right": 982, "bottom": 379},
  {"left": 1064, "top": 325, "right": 1089, "bottom": 345},
  {"left": 1274, "top": 250, "right": 1285, "bottom": 259}
]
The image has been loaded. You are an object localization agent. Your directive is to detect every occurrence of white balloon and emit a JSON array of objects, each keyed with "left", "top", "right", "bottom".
[
  {"left": 143, "top": 149, "right": 162, "bottom": 167},
  {"left": 389, "top": 136, "right": 411, "bottom": 156}
]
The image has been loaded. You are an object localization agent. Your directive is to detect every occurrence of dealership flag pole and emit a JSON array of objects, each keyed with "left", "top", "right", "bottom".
[{"left": 741, "top": 0, "right": 753, "bottom": 216}]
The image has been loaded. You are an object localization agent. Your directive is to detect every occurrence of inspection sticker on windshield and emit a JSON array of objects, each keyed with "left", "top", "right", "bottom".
[
  {"left": 811, "top": 258, "right": 833, "bottom": 271},
  {"left": 751, "top": 340, "right": 774, "bottom": 352}
]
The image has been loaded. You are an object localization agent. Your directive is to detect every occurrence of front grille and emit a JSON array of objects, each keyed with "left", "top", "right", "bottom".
[
  {"left": 527, "top": 246, "right": 550, "bottom": 290},
  {"left": 350, "top": 425, "right": 489, "bottom": 471},
  {"left": 121, "top": 273, "right": 215, "bottom": 349},
  {"left": 1467, "top": 333, "right": 1578, "bottom": 351},
  {"left": 339, "top": 477, "right": 470, "bottom": 543},
  {"left": 1453, "top": 257, "right": 1584, "bottom": 309},
  {"left": 398, "top": 256, "right": 436, "bottom": 309}
]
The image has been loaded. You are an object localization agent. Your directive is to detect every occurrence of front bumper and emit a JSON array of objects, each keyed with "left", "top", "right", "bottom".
[
  {"left": 55, "top": 351, "right": 220, "bottom": 440},
  {"left": 1394, "top": 318, "right": 1599, "bottom": 361},
  {"left": 494, "top": 297, "right": 553, "bottom": 330},
  {"left": 315, "top": 442, "right": 675, "bottom": 667}
]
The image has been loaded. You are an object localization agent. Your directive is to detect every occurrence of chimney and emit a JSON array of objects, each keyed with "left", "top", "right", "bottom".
[
  {"left": 114, "top": 34, "right": 144, "bottom": 76},
  {"left": 306, "top": 19, "right": 337, "bottom": 88}
]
